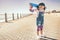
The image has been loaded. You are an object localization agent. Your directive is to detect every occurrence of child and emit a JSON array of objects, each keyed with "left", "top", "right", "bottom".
[
  {"left": 29, "top": 3, "right": 46, "bottom": 38},
  {"left": 36, "top": 3, "right": 46, "bottom": 38}
]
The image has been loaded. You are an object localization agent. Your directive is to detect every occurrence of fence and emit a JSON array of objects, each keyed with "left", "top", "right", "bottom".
[{"left": 0, "top": 13, "right": 32, "bottom": 22}]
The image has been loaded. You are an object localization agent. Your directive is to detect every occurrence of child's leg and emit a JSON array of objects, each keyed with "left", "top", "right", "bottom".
[
  {"left": 37, "top": 30, "right": 39, "bottom": 36},
  {"left": 37, "top": 25, "right": 43, "bottom": 35},
  {"left": 37, "top": 26, "right": 40, "bottom": 36},
  {"left": 40, "top": 25, "right": 43, "bottom": 35}
]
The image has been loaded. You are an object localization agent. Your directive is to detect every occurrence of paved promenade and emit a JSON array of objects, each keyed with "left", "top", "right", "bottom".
[
  {"left": 0, "top": 13, "right": 60, "bottom": 40},
  {"left": 0, "top": 15, "right": 37, "bottom": 40}
]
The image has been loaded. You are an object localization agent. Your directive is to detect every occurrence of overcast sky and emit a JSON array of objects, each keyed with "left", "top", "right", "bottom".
[{"left": 0, "top": 0, "right": 60, "bottom": 14}]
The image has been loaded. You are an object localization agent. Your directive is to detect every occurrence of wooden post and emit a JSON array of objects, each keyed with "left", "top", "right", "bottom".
[
  {"left": 17, "top": 13, "right": 19, "bottom": 19},
  {"left": 5, "top": 13, "right": 8, "bottom": 22},
  {"left": 12, "top": 13, "right": 14, "bottom": 20}
]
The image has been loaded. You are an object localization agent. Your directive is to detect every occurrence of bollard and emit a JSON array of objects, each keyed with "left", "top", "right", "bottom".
[
  {"left": 5, "top": 13, "right": 8, "bottom": 22},
  {"left": 12, "top": 13, "right": 14, "bottom": 20}
]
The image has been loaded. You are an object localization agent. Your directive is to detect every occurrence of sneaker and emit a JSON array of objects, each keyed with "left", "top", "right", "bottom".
[
  {"left": 40, "top": 35, "right": 44, "bottom": 38},
  {"left": 41, "top": 35, "right": 44, "bottom": 37},
  {"left": 39, "top": 36, "right": 42, "bottom": 38}
]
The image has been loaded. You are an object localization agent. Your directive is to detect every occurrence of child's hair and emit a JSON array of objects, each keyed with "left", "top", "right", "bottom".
[{"left": 37, "top": 3, "right": 46, "bottom": 10}]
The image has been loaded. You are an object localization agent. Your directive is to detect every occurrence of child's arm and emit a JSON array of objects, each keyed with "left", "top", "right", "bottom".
[
  {"left": 29, "top": 3, "right": 38, "bottom": 12},
  {"left": 30, "top": 3, "right": 38, "bottom": 7},
  {"left": 29, "top": 5, "right": 34, "bottom": 12}
]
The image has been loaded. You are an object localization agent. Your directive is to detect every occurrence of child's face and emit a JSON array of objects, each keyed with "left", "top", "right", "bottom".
[{"left": 39, "top": 5, "right": 45, "bottom": 10}]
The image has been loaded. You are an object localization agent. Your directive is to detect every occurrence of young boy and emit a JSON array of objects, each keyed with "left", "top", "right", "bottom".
[{"left": 30, "top": 3, "right": 46, "bottom": 38}]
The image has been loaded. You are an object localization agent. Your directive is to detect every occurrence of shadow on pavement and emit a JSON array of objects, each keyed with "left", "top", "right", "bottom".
[{"left": 38, "top": 36, "right": 57, "bottom": 40}]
